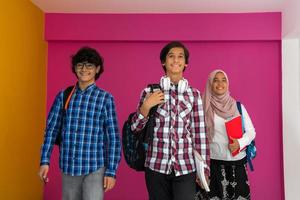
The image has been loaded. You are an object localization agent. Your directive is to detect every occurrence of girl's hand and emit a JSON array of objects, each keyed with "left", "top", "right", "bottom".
[{"left": 228, "top": 137, "right": 240, "bottom": 153}]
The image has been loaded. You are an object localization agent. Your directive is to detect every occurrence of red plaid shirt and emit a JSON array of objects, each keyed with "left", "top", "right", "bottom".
[{"left": 131, "top": 84, "right": 210, "bottom": 176}]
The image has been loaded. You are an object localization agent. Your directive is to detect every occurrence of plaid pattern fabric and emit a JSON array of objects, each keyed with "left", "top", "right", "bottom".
[
  {"left": 131, "top": 84, "right": 210, "bottom": 176},
  {"left": 40, "top": 84, "right": 121, "bottom": 177}
]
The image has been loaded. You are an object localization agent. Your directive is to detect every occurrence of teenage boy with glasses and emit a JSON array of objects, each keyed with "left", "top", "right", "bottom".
[{"left": 39, "top": 47, "right": 121, "bottom": 200}]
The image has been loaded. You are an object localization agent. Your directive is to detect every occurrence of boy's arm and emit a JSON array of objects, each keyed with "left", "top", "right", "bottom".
[
  {"left": 191, "top": 90, "right": 210, "bottom": 176},
  {"left": 40, "top": 92, "right": 63, "bottom": 166},
  {"left": 104, "top": 94, "right": 121, "bottom": 178},
  {"left": 131, "top": 88, "right": 149, "bottom": 132}
]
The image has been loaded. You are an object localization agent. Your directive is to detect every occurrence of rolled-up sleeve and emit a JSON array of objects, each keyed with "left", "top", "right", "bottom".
[{"left": 131, "top": 88, "right": 150, "bottom": 132}]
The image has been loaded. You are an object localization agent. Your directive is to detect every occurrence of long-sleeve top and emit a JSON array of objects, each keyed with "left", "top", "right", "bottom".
[
  {"left": 131, "top": 84, "right": 210, "bottom": 176},
  {"left": 40, "top": 83, "right": 121, "bottom": 177},
  {"left": 210, "top": 104, "right": 256, "bottom": 161}
]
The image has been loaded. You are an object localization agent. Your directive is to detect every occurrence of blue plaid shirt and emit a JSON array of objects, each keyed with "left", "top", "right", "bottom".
[{"left": 40, "top": 83, "right": 121, "bottom": 177}]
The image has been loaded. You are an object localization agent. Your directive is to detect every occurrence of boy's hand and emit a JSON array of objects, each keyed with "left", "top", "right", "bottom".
[
  {"left": 140, "top": 91, "right": 164, "bottom": 117},
  {"left": 103, "top": 176, "right": 116, "bottom": 192},
  {"left": 39, "top": 165, "right": 49, "bottom": 183},
  {"left": 196, "top": 175, "right": 210, "bottom": 189}
]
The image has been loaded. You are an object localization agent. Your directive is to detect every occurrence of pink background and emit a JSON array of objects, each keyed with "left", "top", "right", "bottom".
[{"left": 44, "top": 13, "right": 283, "bottom": 200}]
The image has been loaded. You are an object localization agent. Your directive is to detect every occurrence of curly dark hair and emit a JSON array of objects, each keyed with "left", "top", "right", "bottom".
[
  {"left": 71, "top": 47, "right": 104, "bottom": 80},
  {"left": 160, "top": 41, "right": 189, "bottom": 72}
]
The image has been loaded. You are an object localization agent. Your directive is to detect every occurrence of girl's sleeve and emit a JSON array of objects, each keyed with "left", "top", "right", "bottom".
[{"left": 237, "top": 104, "right": 256, "bottom": 150}]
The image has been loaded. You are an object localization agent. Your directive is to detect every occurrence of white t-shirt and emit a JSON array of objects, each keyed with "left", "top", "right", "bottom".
[{"left": 210, "top": 104, "right": 256, "bottom": 161}]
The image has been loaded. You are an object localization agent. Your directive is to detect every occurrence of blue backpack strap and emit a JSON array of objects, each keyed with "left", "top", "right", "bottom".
[
  {"left": 236, "top": 101, "right": 254, "bottom": 171},
  {"left": 236, "top": 102, "right": 244, "bottom": 132}
]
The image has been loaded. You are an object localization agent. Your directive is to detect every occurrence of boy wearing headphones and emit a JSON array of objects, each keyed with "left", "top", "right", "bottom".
[
  {"left": 131, "top": 41, "right": 210, "bottom": 200},
  {"left": 39, "top": 47, "right": 121, "bottom": 200}
]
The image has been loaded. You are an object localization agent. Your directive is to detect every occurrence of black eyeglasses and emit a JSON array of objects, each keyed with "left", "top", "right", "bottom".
[{"left": 75, "top": 62, "right": 96, "bottom": 70}]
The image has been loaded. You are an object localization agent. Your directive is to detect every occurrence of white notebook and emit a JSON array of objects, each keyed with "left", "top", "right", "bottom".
[{"left": 194, "top": 150, "right": 210, "bottom": 192}]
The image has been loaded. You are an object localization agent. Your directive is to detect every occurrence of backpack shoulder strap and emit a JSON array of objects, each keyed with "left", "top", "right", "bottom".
[
  {"left": 147, "top": 84, "right": 161, "bottom": 92},
  {"left": 236, "top": 101, "right": 245, "bottom": 132},
  {"left": 147, "top": 84, "right": 161, "bottom": 117},
  {"left": 236, "top": 101, "right": 242, "bottom": 115},
  {"left": 63, "top": 86, "right": 75, "bottom": 110},
  {"left": 56, "top": 85, "right": 75, "bottom": 146}
]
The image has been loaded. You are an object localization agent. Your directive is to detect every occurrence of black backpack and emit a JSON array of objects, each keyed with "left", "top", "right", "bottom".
[
  {"left": 122, "top": 84, "right": 160, "bottom": 171},
  {"left": 55, "top": 86, "right": 75, "bottom": 146}
]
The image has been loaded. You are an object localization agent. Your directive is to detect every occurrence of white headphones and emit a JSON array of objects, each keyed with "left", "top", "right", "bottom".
[{"left": 160, "top": 76, "right": 189, "bottom": 94}]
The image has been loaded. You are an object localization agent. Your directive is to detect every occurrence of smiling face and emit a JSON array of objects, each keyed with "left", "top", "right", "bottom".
[
  {"left": 212, "top": 72, "right": 228, "bottom": 96},
  {"left": 75, "top": 62, "right": 100, "bottom": 86},
  {"left": 164, "top": 47, "right": 186, "bottom": 77}
]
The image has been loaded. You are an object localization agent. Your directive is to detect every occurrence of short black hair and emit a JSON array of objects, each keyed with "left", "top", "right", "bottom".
[
  {"left": 159, "top": 41, "right": 189, "bottom": 72},
  {"left": 71, "top": 47, "right": 104, "bottom": 80}
]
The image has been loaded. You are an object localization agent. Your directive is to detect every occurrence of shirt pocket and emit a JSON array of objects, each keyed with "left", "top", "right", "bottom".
[
  {"left": 155, "top": 103, "right": 168, "bottom": 119},
  {"left": 154, "top": 103, "right": 169, "bottom": 139},
  {"left": 178, "top": 100, "right": 193, "bottom": 122}
]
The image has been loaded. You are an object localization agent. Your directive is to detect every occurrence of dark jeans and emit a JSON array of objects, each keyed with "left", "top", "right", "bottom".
[{"left": 145, "top": 168, "right": 196, "bottom": 200}]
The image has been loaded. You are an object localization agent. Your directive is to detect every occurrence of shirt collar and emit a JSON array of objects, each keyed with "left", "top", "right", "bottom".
[{"left": 75, "top": 82, "right": 96, "bottom": 94}]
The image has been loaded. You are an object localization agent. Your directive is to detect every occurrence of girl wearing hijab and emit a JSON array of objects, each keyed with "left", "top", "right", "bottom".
[{"left": 202, "top": 69, "right": 256, "bottom": 200}]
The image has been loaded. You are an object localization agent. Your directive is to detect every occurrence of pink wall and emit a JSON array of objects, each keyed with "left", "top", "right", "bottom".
[
  {"left": 44, "top": 13, "right": 283, "bottom": 200},
  {"left": 45, "top": 13, "right": 280, "bottom": 41}
]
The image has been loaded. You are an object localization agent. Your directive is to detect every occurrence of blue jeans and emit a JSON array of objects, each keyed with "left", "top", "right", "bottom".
[{"left": 62, "top": 167, "right": 105, "bottom": 200}]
